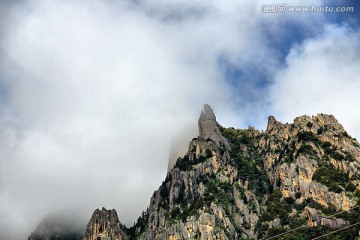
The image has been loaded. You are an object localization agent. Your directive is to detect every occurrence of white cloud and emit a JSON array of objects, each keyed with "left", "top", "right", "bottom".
[
  {"left": 0, "top": 0, "right": 336, "bottom": 239},
  {"left": 0, "top": 1, "right": 236, "bottom": 238},
  {"left": 269, "top": 24, "right": 360, "bottom": 138}
]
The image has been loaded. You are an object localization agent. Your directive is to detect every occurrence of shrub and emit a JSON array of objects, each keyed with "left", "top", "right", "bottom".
[
  {"left": 170, "top": 207, "right": 181, "bottom": 219},
  {"left": 330, "top": 151, "right": 345, "bottom": 161},
  {"left": 345, "top": 182, "right": 357, "bottom": 192},
  {"left": 312, "top": 165, "right": 349, "bottom": 193},
  {"left": 297, "top": 144, "right": 317, "bottom": 157},
  {"left": 295, "top": 198, "right": 336, "bottom": 215},
  {"left": 297, "top": 131, "right": 319, "bottom": 143},
  {"left": 284, "top": 197, "right": 295, "bottom": 204},
  {"left": 342, "top": 131, "right": 349, "bottom": 137},
  {"left": 320, "top": 141, "right": 332, "bottom": 148},
  {"left": 259, "top": 189, "right": 292, "bottom": 225},
  {"left": 175, "top": 151, "right": 211, "bottom": 171},
  {"left": 345, "top": 152, "right": 356, "bottom": 162},
  {"left": 317, "top": 126, "right": 324, "bottom": 135},
  {"left": 355, "top": 190, "right": 360, "bottom": 198}
]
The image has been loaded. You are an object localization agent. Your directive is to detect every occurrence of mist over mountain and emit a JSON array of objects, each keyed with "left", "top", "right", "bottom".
[
  {"left": 28, "top": 210, "right": 86, "bottom": 240},
  {"left": 30, "top": 105, "right": 360, "bottom": 239}
]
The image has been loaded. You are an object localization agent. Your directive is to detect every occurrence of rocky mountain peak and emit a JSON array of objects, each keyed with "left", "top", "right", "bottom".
[
  {"left": 29, "top": 106, "right": 360, "bottom": 240},
  {"left": 83, "top": 207, "right": 128, "bottom": 240},
  {"left": 198, "top": 104, "right": 229, "bottom": 148},
  {"left": 292, "top": 114, "right": 345, "bottom": 132},
  {"left": 199, "top": 104, "right": 216, "bottom": 122},
  {"left": 265, "top": 113, "right": 351, "bottom": 141},
  {"left": 266, "top": 115, "right": 282, "bottom": 133}
]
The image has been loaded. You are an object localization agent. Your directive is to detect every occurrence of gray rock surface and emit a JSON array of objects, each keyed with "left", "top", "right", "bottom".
[
  {"left": 260, "top": 114, "right": 360, "bottom": 210},
  {"left": 130, "top": 110, "right": 360, "bottom": 239},
  {"left": 83, "top": 208, "right": 128, "bottom": 240},
  {"left": 198, "top": 104, "right": 230, "bottom": 149},
  {"left": 305, "top": 207, "right": 346, "bottom": 228}
]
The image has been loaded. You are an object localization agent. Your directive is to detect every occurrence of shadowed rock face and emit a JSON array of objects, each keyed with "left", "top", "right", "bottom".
[{"left": 83, "top": 208, "right": 128, "bottom": 240}]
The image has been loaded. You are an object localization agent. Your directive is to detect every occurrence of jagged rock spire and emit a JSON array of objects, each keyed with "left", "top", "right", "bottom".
[
  {"left": 83, "top": 207, "right": 128, "bottom": 240},
  {"left": 198, "top": 104, "right": 229, "bottom": 149}
]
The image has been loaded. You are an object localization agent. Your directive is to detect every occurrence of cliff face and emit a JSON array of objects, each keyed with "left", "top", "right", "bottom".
[
  {"left": 129, "top": 106, "right": 360, "bottom": 240},
  {"left": 260, "top": 114, "right": 360, "bottom": 211},
  {"left": 83, "top": 208, "right": 128, "bottom": 240},
  {"left": 32, "top": 105, "right": 360, "bottom": 240},
  {"left": 132, "top": 104, "right": 247, "bottom": 240}
]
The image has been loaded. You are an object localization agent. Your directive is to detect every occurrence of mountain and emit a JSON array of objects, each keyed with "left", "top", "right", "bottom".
[
  {"left": 28, "top": 211, "right": 84, "bottom": 240},
  {"left": 83, "top": 208, "right": 128, "bottom": 240},
  {"left": 30, "top": 104, "right": 360, "bottom": 240}
]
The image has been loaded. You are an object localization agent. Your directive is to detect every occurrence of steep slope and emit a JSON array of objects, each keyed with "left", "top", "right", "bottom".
[
  {"left": 130, "top": 105, "right": 360, "bottom": 240},
  {"left": 262, "top": 114, "right": 359, "bottom": 206},
  {"left": 130, "top": 105, "right": 271, "bottom": 239},
  {"left": 256, "top": 114, "right": 360, "bottom": 239},
  {"left": 32, "top": 105, "right": 360, "bottom": 240}
]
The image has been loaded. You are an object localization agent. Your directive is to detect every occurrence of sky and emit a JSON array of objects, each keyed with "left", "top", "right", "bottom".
[{"left": 0, "top": 0, "right": 359, "bottom": 239}]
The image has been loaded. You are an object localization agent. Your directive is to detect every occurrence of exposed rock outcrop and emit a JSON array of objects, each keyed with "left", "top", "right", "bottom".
[
  {"left": 83, "top": 208, "right": 128, "bottom": 240},
  {"left": 130, "top": 108, "right": 360, "bottom": 239},
  {"left": 260, "top": 114, "right": 360, "bottom": 211},
  {"left": 305, "top": 207, "right": 346, "bottom": 228},
  {"left": 31, "top": 105, "right": 360, "bottom": 240},
  {"left": 129, "top": 105, "right": 268, "bottom": 240},
  {"left": 198, "top": 104, "right": 230, "bottom": 149}
]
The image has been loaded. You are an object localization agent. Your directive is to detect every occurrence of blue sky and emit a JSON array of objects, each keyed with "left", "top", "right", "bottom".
[
  {"left": 0, "top": 0, "right": 359, "bottom": 239},
  {"left": 217, "top": 0, "right": 360, "bottom": 129}
]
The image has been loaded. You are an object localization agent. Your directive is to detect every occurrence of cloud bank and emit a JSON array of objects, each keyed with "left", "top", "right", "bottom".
[{"left": 270, "top": 24, "right": 360, "bottom": 138}]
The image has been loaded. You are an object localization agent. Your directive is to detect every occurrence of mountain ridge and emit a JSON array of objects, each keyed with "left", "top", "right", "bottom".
[{"left": 29, "top": 104, "right": 360, "bottom": 240}]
